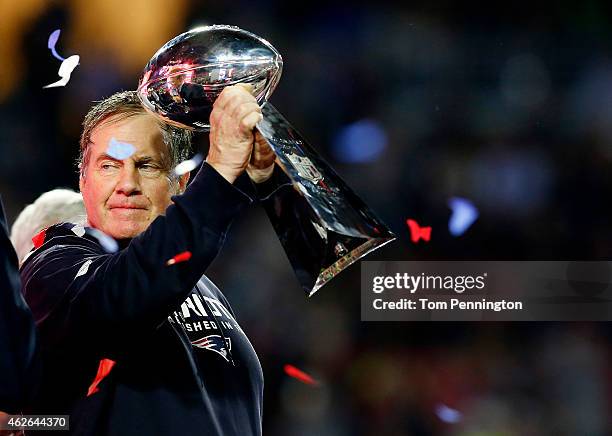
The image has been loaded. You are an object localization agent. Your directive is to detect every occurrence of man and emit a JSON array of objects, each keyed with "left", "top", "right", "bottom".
[
  {"left": 0, "top": 195, "right": 37, "bottom": 431},
  {"left": 20, "top": 84, "right": 278, "bottom": 435},
  {"left": 10, "top": 189, "right": 86, "bottom": 263}
]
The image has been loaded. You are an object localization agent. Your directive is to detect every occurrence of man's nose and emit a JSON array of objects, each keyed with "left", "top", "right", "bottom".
[{"left": 115, "top": 166, "right": 142, "bottom": 195}]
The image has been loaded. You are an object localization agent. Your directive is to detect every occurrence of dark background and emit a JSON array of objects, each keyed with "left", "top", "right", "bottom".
[{"left": 1, "top": 1, "right": 611, "bottom": 434}]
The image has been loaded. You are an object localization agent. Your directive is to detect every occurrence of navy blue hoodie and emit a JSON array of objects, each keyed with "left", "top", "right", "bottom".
[{"left": 20, "top": 164, "right": 267, "bottom": 435}]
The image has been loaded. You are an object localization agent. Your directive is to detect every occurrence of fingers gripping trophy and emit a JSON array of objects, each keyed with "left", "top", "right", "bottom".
[{"left": 138, "top": 25, "right": 395, "bottom": 296}]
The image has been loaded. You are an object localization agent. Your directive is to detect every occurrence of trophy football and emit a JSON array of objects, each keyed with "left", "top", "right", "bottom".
[{"left": 138, "top": 25, "right": 395, "bottom": 296}]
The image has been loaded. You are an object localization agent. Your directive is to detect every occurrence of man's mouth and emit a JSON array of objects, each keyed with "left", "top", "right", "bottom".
[
  {"left": 109, "top": 205, "right": 148, "bottom": 210},
  {"left": 109, "top": 206, "right": 148, "bottom": 213}
]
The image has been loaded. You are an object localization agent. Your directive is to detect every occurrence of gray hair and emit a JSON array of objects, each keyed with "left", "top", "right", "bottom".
[
  {"left": 78, "top": 90, "right": 193, "bottom": 179},
  {"left": 10, "top": 189, "right": 87, "bottom": 263}
]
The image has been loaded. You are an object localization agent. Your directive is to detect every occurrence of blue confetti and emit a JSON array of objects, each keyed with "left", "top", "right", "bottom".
[
  {"left": 331, "top": 119, "right": 387, "bottom": 164},
  {"left": 48, "top": 29, "right": 65, "bottom": 61},
  {"left": 448, "top": 197, "right": 479, "bottom": 236},
  {"left": 107, "top": 137, "right": 136, "bottom": 160},
  {"left": 435, "top": 404, "right": 463, "bottom": 424},
  {"left": 86, "top": 228, "right": 119, "bottom": 253}
]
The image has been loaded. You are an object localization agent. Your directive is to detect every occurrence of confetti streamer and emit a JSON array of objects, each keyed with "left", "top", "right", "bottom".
[
  {"left": 87, "top": 228, "right": 119, "bottom": 253},
  {"left": 87, "top": 359, "right": 116, "bottom": 397},
  {"left": 106, "top": 137, "right": 136, "bottom": 160},
  {"left": 283, "top": 364, "right": 319, "bottom": 386},
  {"left": 435, "top": 403, "right": 463, "bottom": 424},
  {"left": 47, "top": 29, "right": 65, "bottom": 61},
  {"left": 173, "top": 154, "right": 204, "bottom": 176},
  {"left": 406, "top": 219, "right": 431, "bottom": 243},
  {"left": 43, "top": 54, "right": 80, "bottom": 88},
  {"left": 166, "top": 251, "right": 192, "bottom": 266},
  {"left": 448, "top": 197, "right": 479, "bottom": 236}
]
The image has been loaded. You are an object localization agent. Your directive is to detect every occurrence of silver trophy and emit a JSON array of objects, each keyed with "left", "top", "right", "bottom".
[{"left": 138, "top": 25, "right": 395, "bottom": 296}]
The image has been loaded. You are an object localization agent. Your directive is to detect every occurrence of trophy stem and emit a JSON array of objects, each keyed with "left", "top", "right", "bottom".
[{"left": 256, "top": 104, "right": 396, "bottom": 296}]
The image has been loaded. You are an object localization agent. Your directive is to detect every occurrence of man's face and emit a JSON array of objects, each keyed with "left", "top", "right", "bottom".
[{"left": 79, "top": 113, "right": 188, "bottom": 240}]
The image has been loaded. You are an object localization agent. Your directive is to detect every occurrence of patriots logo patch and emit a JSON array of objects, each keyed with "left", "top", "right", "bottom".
[{"left": 191, "top": 335, "right": 232, "bottom": 362}]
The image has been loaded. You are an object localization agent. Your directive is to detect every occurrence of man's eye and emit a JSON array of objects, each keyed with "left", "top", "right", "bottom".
[
  {"left": 140, "top": 164, "right": 161, "bottom": 172},
  {"left": 100, "top": 162, "right": 119, "bottom": 170}
]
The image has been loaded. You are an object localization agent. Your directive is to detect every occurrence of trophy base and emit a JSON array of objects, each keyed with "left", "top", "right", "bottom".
[
  {"left": 313, "top": 235, "right": 395, "bottom": 297},
  {"left": 259, "top": 166, "right": 396, "bottom": 297}
]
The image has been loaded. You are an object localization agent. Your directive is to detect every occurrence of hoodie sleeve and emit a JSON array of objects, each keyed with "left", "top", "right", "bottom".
[{"left": 20, "top": 164, "right": 252, "bottom": 358}]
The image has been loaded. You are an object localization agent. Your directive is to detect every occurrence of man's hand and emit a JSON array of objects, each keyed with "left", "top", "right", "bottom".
[
  {"left": 246, "top": 132, "right": 276, "bottom": 183},
  {"left": 207, "top": 84, "right": 262, "bottom": 183}
]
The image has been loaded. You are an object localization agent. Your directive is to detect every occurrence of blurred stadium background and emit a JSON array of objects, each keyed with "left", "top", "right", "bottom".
[{"left": 1, "top": 1, "right": 612, "bottom": 434}]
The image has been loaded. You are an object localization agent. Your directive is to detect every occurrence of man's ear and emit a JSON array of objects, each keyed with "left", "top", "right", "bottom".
[
  {"left": 178, "top": 172, "right": 190, "bottom": 194},
  {"left": 79, "top": 175, "right": 85, "bottom": 192}
]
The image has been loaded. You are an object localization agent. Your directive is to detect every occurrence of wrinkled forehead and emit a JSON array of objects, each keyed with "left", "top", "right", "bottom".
[{"left": 89, "top": 113, "right": 170, "bottom": 161}]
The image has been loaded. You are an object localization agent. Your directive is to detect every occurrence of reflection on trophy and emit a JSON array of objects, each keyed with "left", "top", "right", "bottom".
[{"left": 138, "top": 25, "right": 395, "bottom": 296}]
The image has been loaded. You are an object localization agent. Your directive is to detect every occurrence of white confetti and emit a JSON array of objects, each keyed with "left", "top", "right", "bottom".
[
  {"left": 71, "top": 225, "right": 86, "bottom": 237},
  {"left": 43, "top": 54, "right": 80, "bottom": 88},
  {"left": 173, "top": 153, "right": 203, "bottom": 176},
  {"left": 75, "top": 259, "right": 93, "bottom": 279}
]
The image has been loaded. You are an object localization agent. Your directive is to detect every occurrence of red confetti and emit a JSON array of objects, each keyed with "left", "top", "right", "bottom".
[
  {"left": 283, "top": 364, "right": 319, "bottom": 386},
  {"left": 406, "top": 219, "right": 431, "bottom": 243},
  {"left": 31, "top": 227, "right": 48, "bottom": 249},
  {"left": 166, "top": 250, "right": 192, "bottom": 266},
  {"left": 87, "top": 358, "right": 115, "bottom": 396}
]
